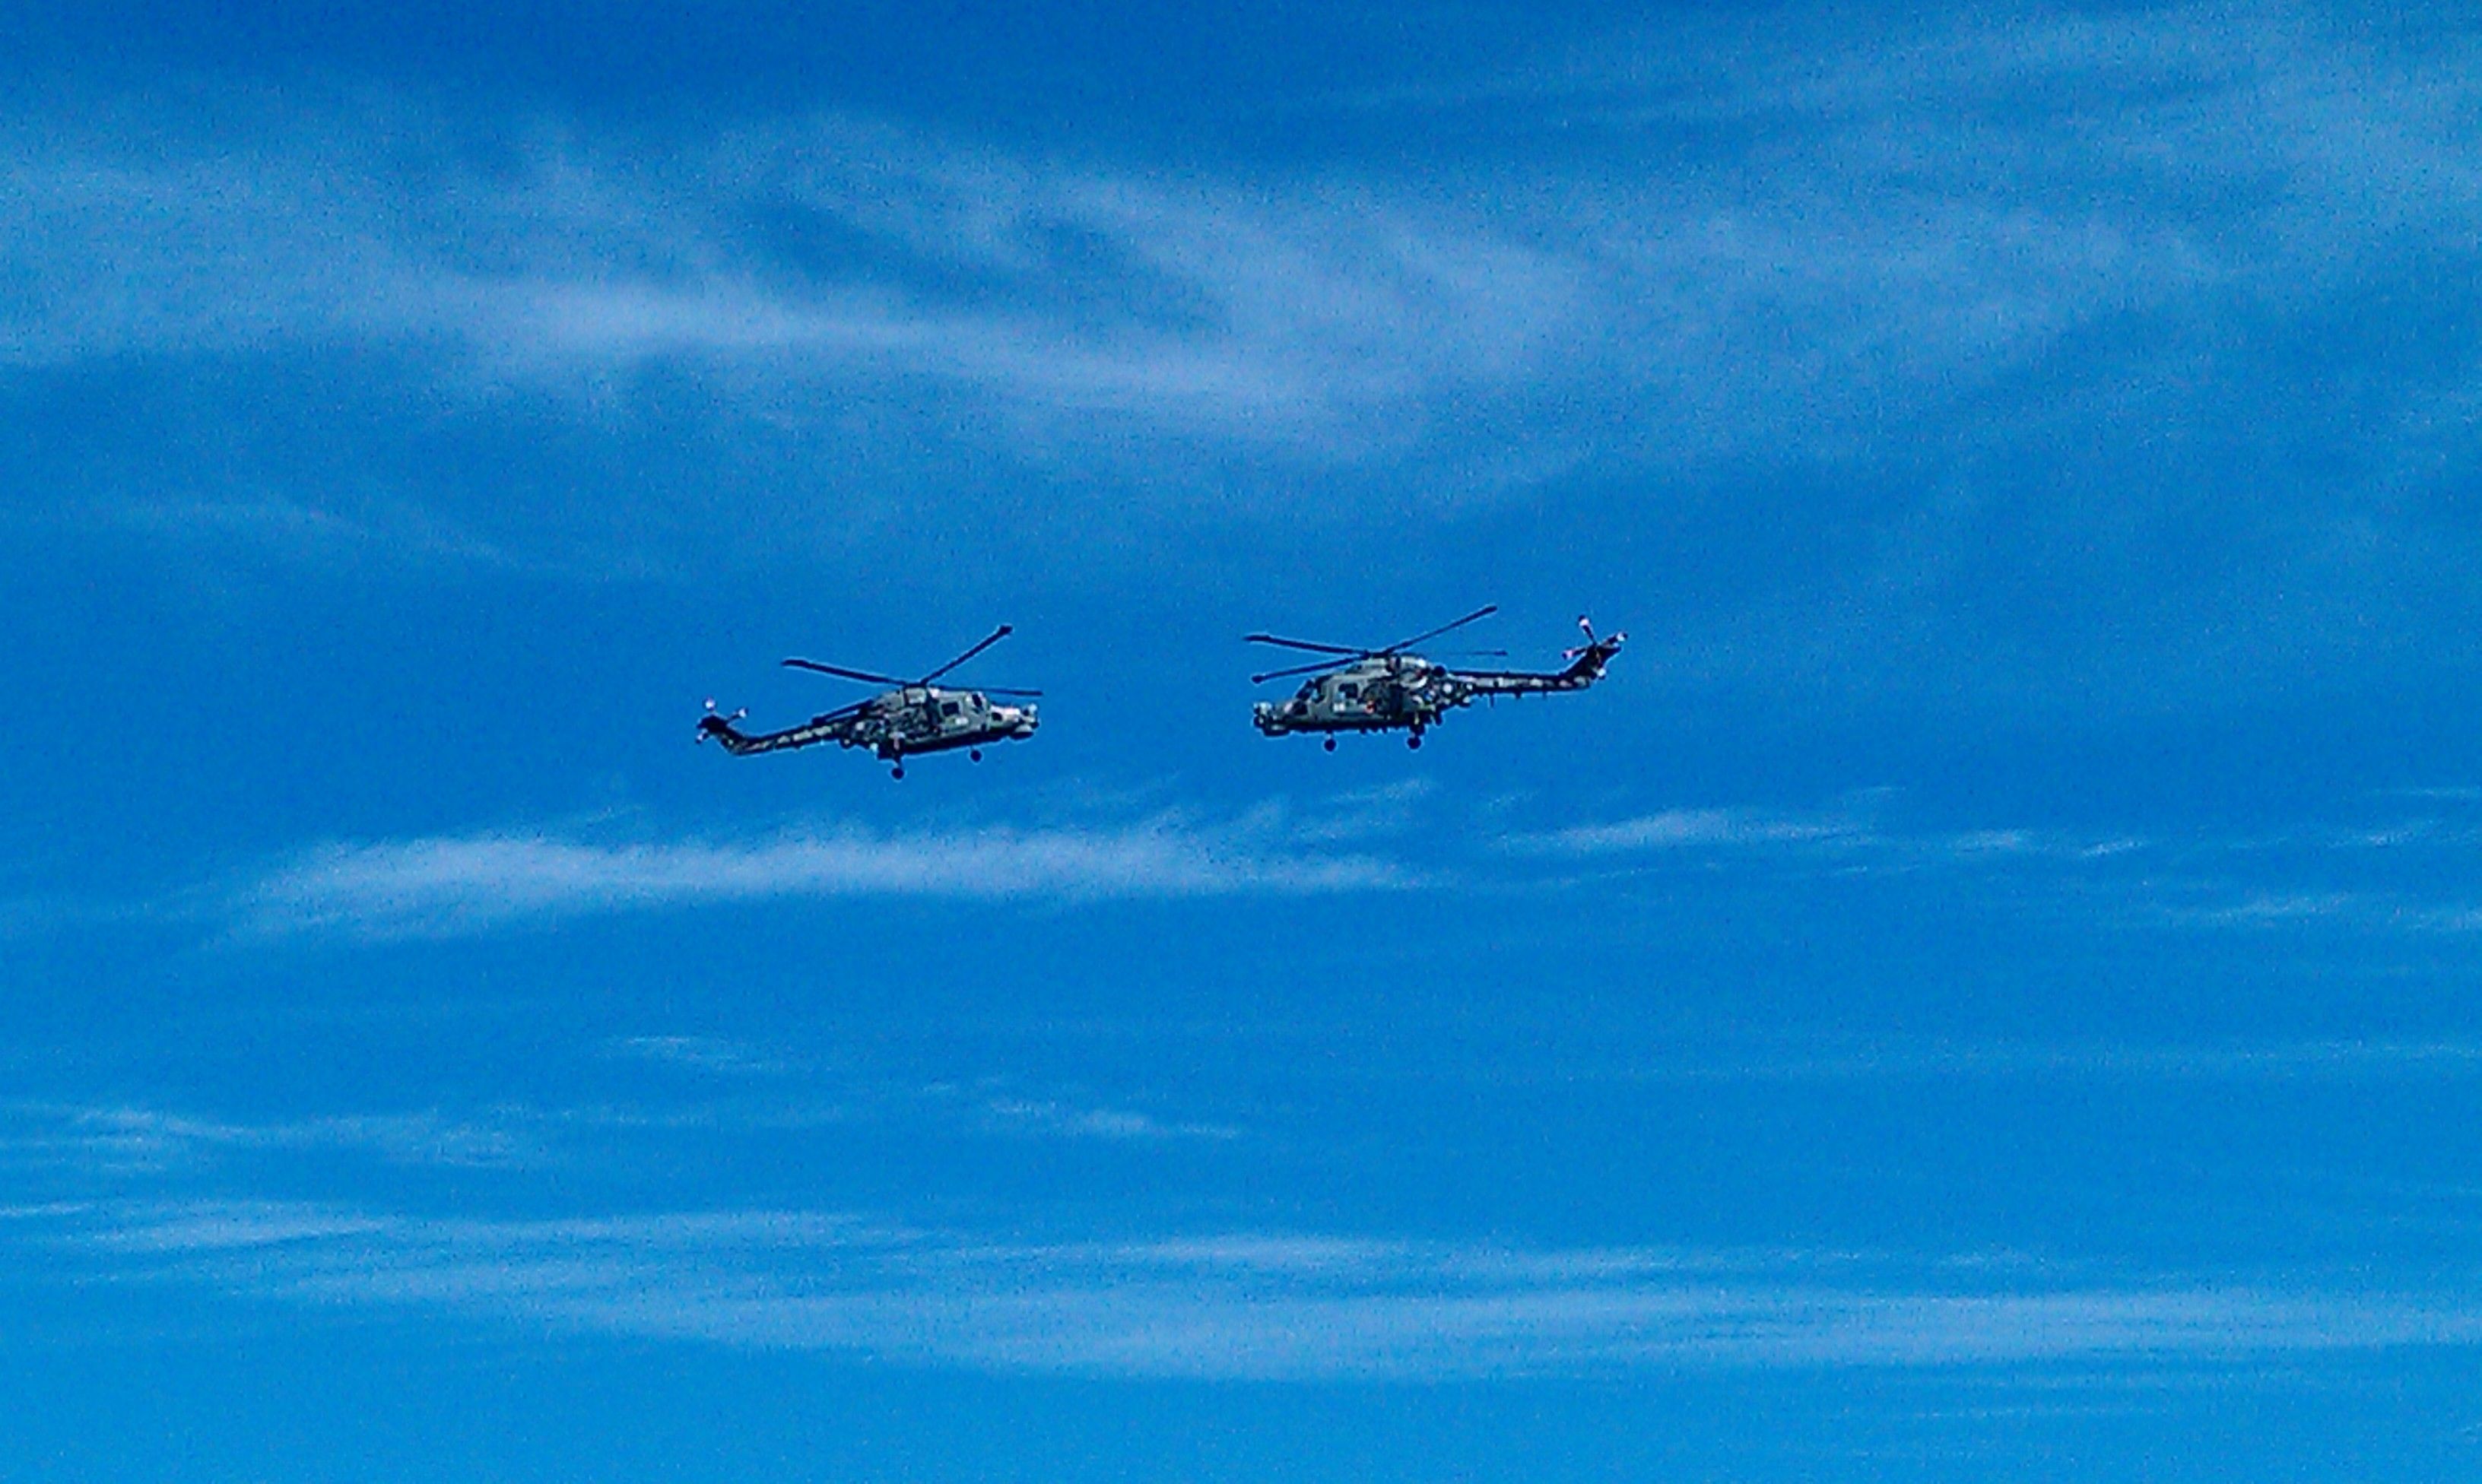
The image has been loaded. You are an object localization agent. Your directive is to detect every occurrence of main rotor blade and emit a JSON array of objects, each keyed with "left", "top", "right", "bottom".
[
  {"left": 977, "top": 686, "right": 1044, "bottom": 698},
  {"left": 916, "top": 624, "right": 1013, "bottom": 685},
  {"left": 1250, "top": 659, "right": 1345, "bottom": 685},
  {"left": 783, "top": 658, "right": 908, "bottom": 686},
  {"left": 1243, "top": 633, "right": 1366, "bottom": 656},
  {"left": 1379, "top": 604, "right": 1499, "bottom": 655}
]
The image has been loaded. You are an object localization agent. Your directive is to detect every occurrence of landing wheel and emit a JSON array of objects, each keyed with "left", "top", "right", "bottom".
[
  {"left": 970, "top": 748, "right": 983, "bottom": 763},
  {"left": 890, "top": 763, "right": 906, "bottom": 780},
  {"left": 1323, "top": 737, "right": 1338, "bottom": 753},
  {"left": 1407, "top": 731, "right": 1424, "bottom": 750}
]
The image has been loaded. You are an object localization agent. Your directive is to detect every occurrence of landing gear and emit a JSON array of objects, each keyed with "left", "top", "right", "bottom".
[
  {"left": 890, "top": 761, "right": 906, "bottom": 779},
  {"left": 1323, "top": 737, "right": 1338, "bottom": 752},
  {"left": 970, "top": 748, "right": 983, "bottom": 763},
  {"left": 1407, "top": 731, "right": 1424, "bottom": 750}
]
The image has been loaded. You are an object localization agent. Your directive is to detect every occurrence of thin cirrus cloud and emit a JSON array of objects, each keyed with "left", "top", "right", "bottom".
[
  {"left": 230, "top": 815, "right": 1410, "bottom": 939},
  {"left": 0, "top": 1102, "right": 538, "bottom": 1174},
  {"left": 18, "top": 1196, "right": 2482, "bottom": 1379},
  {"left": 1498, "top": 796, "right": 2482, "bottom": 940},
  {"left": 2, "top": 108, "right": 1588, "bottom": 462},
  {"left": 221, "top": 792, "right": 2482, "bottom": 942},
  {"left": 1503, "top": 804, "right": 2137, "bottom": 866},
  {"left": 980, "top": 1097, "right": 1239, "bottom": 1143},
  {"left": 8, "top": 5, "right": 2477, "bottom": 482},
  {"left": 1509, "top": 806, "right": 1868, "bottom": 856}
]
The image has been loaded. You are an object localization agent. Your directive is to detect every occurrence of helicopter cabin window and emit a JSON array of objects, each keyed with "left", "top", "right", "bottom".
[
  {"left": 1337, "top": 682, "right": 1360, "bottom": 701},
  {"left": 940, "top": 700, "right": 961, "bottom": 718}
]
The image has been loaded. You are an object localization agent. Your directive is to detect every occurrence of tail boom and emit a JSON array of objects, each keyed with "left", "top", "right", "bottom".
[
  {"left": 1452, "top": 637, "right": 1622, "bottom": 696},
  {"left": 697, "top": 710, "right": 861, "bottom": 756}
]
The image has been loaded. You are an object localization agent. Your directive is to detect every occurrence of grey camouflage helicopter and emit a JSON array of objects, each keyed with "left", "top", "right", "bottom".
[
  {"left": 698, "top": 625, "right": 1040, "bottom": 778},
  {"left": 1248, "top": 606, "right": 1623, "bottom": 750}
]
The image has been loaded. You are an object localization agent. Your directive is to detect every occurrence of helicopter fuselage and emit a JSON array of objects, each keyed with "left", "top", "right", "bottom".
[
  {"left": 1251, "top": 632, "right": 1623, "bottom": 747},
  {"left": 848, "top": 686, "right": 1039, "bottom": 760},
  {"left": 1252, "top": 656, "right": 1458, "bottom": 738},
  {"left": 701, "top": 685, "right": 1039, "bottom": 762}
]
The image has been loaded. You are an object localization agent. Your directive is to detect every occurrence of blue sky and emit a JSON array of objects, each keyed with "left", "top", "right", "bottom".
[{"left": 8, "top": 2, "right": 2482, "bottom": 1477}]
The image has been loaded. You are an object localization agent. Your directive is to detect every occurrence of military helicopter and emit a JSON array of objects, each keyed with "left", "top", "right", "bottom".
[
  {"left": 1247, "top": 606, "right": 1623, "bottom": 750},
  {"left": 697, "top": 625, "right": 1040, "bottom": 778}
]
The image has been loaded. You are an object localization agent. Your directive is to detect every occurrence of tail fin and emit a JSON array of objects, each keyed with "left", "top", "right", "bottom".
[
  {"left": 1560, "top": 617, "right": 1626, "bottom": 683},
  {"left": 696, "top": 703, "right": 755, "bottom": 753}
]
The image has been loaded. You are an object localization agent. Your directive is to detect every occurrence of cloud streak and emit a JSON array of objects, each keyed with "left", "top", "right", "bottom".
[
  {"left": 1601, "top": 1038, "right": 2482, "bottom": 1087},
  {"left": 2, "top": 106, "right": 1588, "bottom": 468},
  {"left": 216, "top": 785, "right": 2482, "bottom": 945},
  {"left": 0, "top": 1103, "right": 539, "bottom": 1174},
  {"left": 1506, "top": 801, "right": 2140, "bottom": 869},
  {"left": 230, "top": 814, "right": 1408, "bottom": 938},
  {"left": 10, "top": 5, "right": 2477, "bottom": 485},
  {"left": 20, "top": 1197, "right": 2482, "bottom": 1378},
  {"left": 1512, "top": 806, "right": 1868, "bottom": 856}
]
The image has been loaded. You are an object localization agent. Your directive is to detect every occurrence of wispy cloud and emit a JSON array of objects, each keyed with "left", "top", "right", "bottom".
[
  {"left": 1512, "top": 806, "right": 1865, "bottom": 856},
  {"left": 230, "top": 813, "right": 1408, "bottom": 940},
  {"left": 9, "top": 5, "right": 2476, "bottom": 496},
  {"left": 605, "top": 1035, "right": 792, "bottom": 1077},
  {"left": 1506, "top": 801, "right": 2135, "bottom": 868},
  {"left": 2, "top": 106, "right": 1587, "bottom": 467},
  {"left": 19, "top": 1197, "right": 2482, "bottom": 1378},
  {"left": 978, "top": 1097, "right": 1238, "bottom": 1143},
  {"left": 1498, "top": 791, "right": 2482, "bottom": 947},
  {"left": 212, "top": 786, "right": 2482, "bottom": 945},
  {"left": 2162, "top": 888, "right": 2482, "bottom": 937},
  {"left": 0, "top": 1103, "right": 538, "bottom": 1174},
  {"left": 1603, "top": 1038, "right": 2482, "bottom": 1086}
]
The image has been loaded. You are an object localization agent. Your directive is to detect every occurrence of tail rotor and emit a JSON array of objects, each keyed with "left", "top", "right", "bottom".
[
  {"left": 1565, "top": 615, "right": 1627, "bottom": 660},
  {"left": 1560, "top": 616, "right": 1627, "bottom": 682},
  {"left": 696, "top": 699, "right": 747, "bottom": 744}
]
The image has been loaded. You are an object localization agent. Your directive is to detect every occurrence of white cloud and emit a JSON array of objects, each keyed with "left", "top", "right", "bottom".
[
  {"left": 607, "top": 1035, "right": 790, "bottom": 1077},
  {"left": 1609, "top": 1038, "right": 2482, "bottom": 1086},
  {"left": 980, "top": 1098, "right": 1238, "bottom": 1143},
  {"left": 23, "top": 1197, "right": 2482, "bottom": 1378},
  {"left": 0, "top": 107, "right": 1589, "bottom": 470},
  {"left": 231, "top": 814, "right": 1408, "bottom": 938},
  {"left": 1504, "top": 803, "right": 2129, "bottom": 865},
  {"left": 8, "top": 5, "right": 2474, "bottom": 489},
  {"left": 0, "top": 1103, "right": 539, "bottom": 1173},
  {"left": 1512, "top": 807, "right": 1864, "bottom": 856}
]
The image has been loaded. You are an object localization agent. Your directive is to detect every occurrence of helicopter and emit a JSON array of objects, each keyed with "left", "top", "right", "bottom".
[
  {"left": 1247, "top": 606, "right": 1623, "bottom": 750},
  {"left": 697, "top": 625, "right": 1040, "bottom": 778}
]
